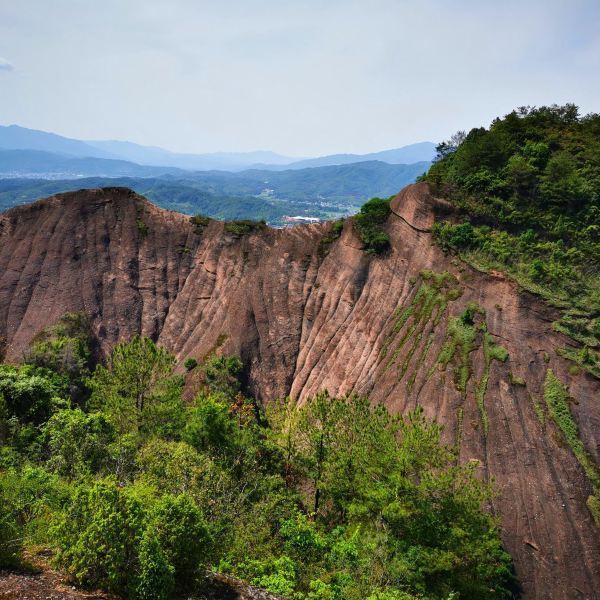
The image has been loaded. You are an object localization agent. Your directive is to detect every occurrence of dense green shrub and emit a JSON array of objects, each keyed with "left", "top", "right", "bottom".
[
  {"left": 318, "top": 219, "right": 345, "bottom": 258},
  {"left": 136, "top": 529, "right": 174, "bottom": 600},
  {"left": 353, "top": 197, "right": 391, "bottom": 255},
  {"left": 0, "top": 365, "right": 67, "bottom": 425},
  {"left": 190, "top": 214, "right": 211, "bottom": 234},
  {"left": 25, "top": 312, "right": 93, "bottom": 402},
  {"left": 425, "top": 104, "right": 600, "bottom": 375},
  {"left": 184, "top": 357, "right": 198, "bottom": 371},
  {"left": 183, "top": 395, "right": 237, "bottom": 455},
  {"left": 426, "top": 105, "right": 600, "bottom": 377},
  {"left": 224, "top": 219, "right": 267, "bottom": 238},
  {"left": 53, "top": 480, "right": 146, "bottom": 594},
  {"left": 201, "top": 354, "right": 244, "bottom": 399},
  {"left": 150, "top": 493, "right": 212, "bottom": 591},
  {"left": 0, "top": 466, "right": 67, "bottom": 567},
  {"left": 42, "top": 409, "right": 115, "bottom": 478}
]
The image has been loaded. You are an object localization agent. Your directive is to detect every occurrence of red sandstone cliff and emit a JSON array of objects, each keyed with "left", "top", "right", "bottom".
[{"left": 0, "top": 185, "right": 598, "bottom": 598}]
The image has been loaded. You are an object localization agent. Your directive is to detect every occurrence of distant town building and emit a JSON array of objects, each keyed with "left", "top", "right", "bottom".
[{"left": 283, "top": 215, "right": 320, "bottom": 223}]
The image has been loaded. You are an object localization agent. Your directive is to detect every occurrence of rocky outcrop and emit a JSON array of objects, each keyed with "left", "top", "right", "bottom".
[{"left": 0, "top": 184, "right": 598, "bottom": 599}]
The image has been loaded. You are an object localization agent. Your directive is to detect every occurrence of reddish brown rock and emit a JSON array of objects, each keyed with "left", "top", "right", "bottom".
[{"left": 0, "top": 185, "right": 598, "bottom": 599}]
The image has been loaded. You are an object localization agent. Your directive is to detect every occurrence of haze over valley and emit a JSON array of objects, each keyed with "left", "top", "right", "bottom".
[{"left": 0, "top": 124, "right": 434, "bottom": 225}]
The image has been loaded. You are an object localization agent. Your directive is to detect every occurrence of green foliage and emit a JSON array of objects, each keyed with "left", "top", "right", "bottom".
[
  {"left": 88, "top": 336, "right": 184, "bottom": 437},
  {"left": 318, "top": 219, "right": 345, "bottom": 258},
  {"left": 0, "top": 466, "right": 67, "bottom": 567},
  {"left": 557, "top": 345, "right": 600, "bottom": 379},
  {"left": 224, "top": 219, "right": 267, "bottom": 238},
  {"left": 437, "top": 311, "right": 481, "bottom": 397},
  {"left": 0, "top": 364, "right": 67, "bottom": 426},
  {"left": 427, "top": 105, "right": 600, "bottom": 377},
  {"left": 184, "top": 357, "right": 198, "bottom": 371},
  {"left": 136, "top": 218, "right": 149, "bottom": 239},
  {"left": 25, "top": 312, "right": 93, "bottom": 402},
  {"left": 136, "top": 529, "right": 174, "bottom": 600},
  {"left": 477, "top": 332, "right": 509, "bottom": 435},
  {"left": 263, "top": 395, "right": 514, "bottom": 598},
  {"left": 201, "top": 354, "right": 244, "bottom": 399},
  {"left": 354, "top": 197, "right": 391, "bottom": 255},
  {"left": 150, "top": 493, "right": 212, "bottom": 591},
  {"left": 543, "top": 370, "right": 600, "bottom": 491},
  {"left": 383, "top": 271, "right": 463, "bottom": 393},
  {"left": 509, "top": 373, "right": 526, "bottom": 386},
  {"left": 587, "top": 494, "right": 600, "bottom": 526},
  {"left": 42, "top": 409, "right": 115, "bottom": 478},
  {"left": 52, "top": 479, "right": 211, "bottom": 598},
  {"left": 53, "top": 479, "right": 146, "bottom": 594},
  {"left": 136, "top": 438, "right": 217, "bottom": 498},
  {"left": 183, "top": 395, "right": 237, "bottom": 455},
  {"left": 0, "top": 485, "right": 20, "bottom": 566},
  {"left": 190, "top": 214, "right": 211, "bottom": 234},
  {"left": 238, "top": 555, "right": 297, "bottom": 596},
  {"left": 0, "top": 333, "right": 514, "bottom": 599}
]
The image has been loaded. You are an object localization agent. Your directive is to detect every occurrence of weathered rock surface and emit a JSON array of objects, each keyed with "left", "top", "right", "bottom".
[{"left": 0, "top": 184, "right": 598, "bottom": 599}]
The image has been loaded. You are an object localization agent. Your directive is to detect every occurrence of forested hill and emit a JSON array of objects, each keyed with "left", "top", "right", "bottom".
[{"left": 424, "top": 104, "right": 600, "bottom": 378}]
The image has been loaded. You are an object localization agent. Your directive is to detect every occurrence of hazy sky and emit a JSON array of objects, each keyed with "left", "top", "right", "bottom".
[{"left": 0, "top": 0, "right": 598, "bottom": 156}]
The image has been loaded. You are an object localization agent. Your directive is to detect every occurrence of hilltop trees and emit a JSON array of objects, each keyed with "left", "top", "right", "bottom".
[{"left": 427, "top": 104, "right": 600, "bottom": 377}]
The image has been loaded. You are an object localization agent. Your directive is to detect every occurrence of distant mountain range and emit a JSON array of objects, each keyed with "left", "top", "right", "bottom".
[
  {"left": 0, "top": 124, "right": 434, "bottom": 225},
  {"left": 0, "top": 124, "right": 436, "bottom": 173},
  {"left": 0, "top": 149, "right": 186, "bottom": 179},
  {"left": 263, "top": 142, "right": 436, "bottom": 170},
  {"left": 0, "top": 160, "right": 429, "bottom": 225}
]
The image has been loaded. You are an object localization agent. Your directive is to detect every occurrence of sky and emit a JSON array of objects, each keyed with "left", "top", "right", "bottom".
[{"left": 0, "top": 0, "right": 598, "bottom": 157}]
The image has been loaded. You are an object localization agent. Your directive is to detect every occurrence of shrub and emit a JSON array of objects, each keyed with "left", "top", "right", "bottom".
[
  {"left": 224, "top": 219, "right": 267, "bottom": 238},
  {"left": 183, "top": 395, "right": 236, "bottom": 455},
  {"left": 0, "top": 466, "right": 67, "bottom": 567},
  {"left": 25, "top": 312, "right": 93, "bottom": 403},
  {"left": 52, "top": 480, "right": 146, "bottom": 594},
  {"left": 190, "top": 215, "right": 211, "bottom": 234},
  {"left": 318, "top": 219, "right": 344, "bottom": 258},
  {"left": 425, "top": 104, "right": 600, "bottom": 373},
  {"left": 353, "top": 197, "right": 391, "bottom": 255},
  {"left": 0, "top": 365, "right": 66, "bottom": 425},
  {"left": 184, "top": 357, "right": 198, "bottom": 371},
  {"left": 42, "top": 409, "right": 115, "bottom": 478},
  {"left": 202, "top": 354, "right": 244, "bottom": 399},
  {"left": 136, "top": 529, "right": 174, "bottom": 600},
  {"left": 150, "top": 493, "right": 212, "bottom": 591},
  {"left": 136, "top": 219, "right": 148, "bottom": 239},
  {"left": 87, "top": 336, "right": 184, "bottom": 437}
]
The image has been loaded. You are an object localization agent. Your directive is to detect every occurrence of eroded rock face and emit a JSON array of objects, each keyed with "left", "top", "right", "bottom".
[{"left": 0, "top": 184, "right": 598, "bottom": 598}]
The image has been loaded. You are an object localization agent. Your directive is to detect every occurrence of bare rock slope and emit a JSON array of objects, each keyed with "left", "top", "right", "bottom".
[{"left": 0, "top": 185, "right": 598, "bottom": 599}]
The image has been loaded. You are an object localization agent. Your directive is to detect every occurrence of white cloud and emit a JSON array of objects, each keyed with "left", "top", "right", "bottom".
[{"left": 0, "top": 57, "right": 13, "bottom": 71}]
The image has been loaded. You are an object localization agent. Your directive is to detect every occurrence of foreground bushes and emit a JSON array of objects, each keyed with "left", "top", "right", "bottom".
[
  {"left": 53, "top": 481, "right": 210, "bottom": 597},
  {"left": 0, "top": 334, "right": 514, "bottom": 598}
]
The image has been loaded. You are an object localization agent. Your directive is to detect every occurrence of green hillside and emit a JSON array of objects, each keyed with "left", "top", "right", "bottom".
[{"left": 424, "top": 104, "right": 600, "bottom": 376}]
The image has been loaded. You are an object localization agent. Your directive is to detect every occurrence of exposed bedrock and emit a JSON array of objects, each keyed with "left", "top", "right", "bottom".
[{"left": 0, "top": 183, "right": 598, "bottom": 598}]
